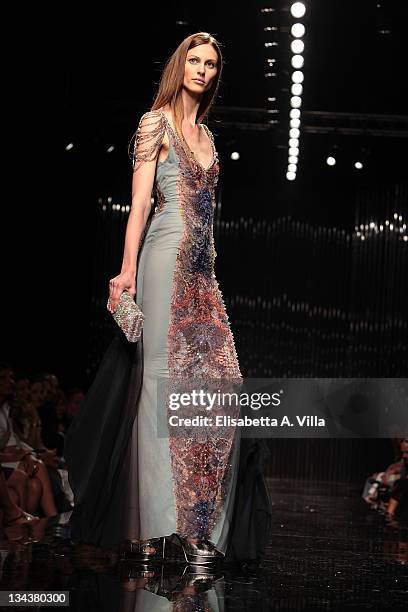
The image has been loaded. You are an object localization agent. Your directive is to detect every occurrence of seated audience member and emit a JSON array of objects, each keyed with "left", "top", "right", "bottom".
[
  {"left": 387, "top": 439, "right": 408, "bottom": 519},
  {"left": 31, "top": 374, "right": 67, "bottom": 457},
  {"left": 0, "top": 464, "right": 39, "bottom": 529},
  {"left": 0, "top": 362, "right": 58, "bottom": 517},
  {"left": 363, "top": 439, "right": 408, "bottom": 518},
  {"left": 64, "top": 387, "right": 85, "bottom": 428}
]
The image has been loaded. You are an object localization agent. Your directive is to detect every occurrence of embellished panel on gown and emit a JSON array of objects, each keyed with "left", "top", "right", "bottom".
[{"left": 64, "top": 109, "right": 271, "bottom": 559}]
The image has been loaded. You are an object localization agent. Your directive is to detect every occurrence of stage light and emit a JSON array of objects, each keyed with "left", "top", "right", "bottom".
[
  {"left": 286, "top": 171, "right": 296, "bottom": 181},
  {"left": 288, "top": 163, "right": 297, "bottom": 172},
  {"left": 354, "top": 161, "right": 363, "bottom": 169},
  {"left": 290, "top": 128, "right": 300, "bottom": 138},
  {"left": 290, "top": 96, "right": 302, "bottom": 108},
  {"left": 231, "top": 151, "right": 240, "bottom": 160},
  {"left": 291, "top": 23, "right": 305, "bottom": 37},
  {"left": 107, "top": 145, "right": 115, "bottom": 153},
  {"left": 291, "top": 2, "right": 306, "bottom": 18},
  {"left": 291, "top": 83, "right": 303, "bottom": 96},
  {"left": 289, "top": 138, "right": 300, "bottom": 147},
  {"left": 291, "top": 54, "right": 304, "bottom": 69},
  {"left": 292, "top": 70, "right": 304, "bottom": 83},
  {"left": 289, "top": 156, "right": 298, "bottom": 164},
  {"left": 65, "top": 143, "right": 74, "bottom": 151},
  {"left": 290, "top": 118, "right": 300, "bottom": 128},
  {"left": 291, "top": 39, "right": 304, "bottom": 54},
  {"left": 326, "top": 156, "right": 336, "bottom": 166},
  {"left": 289, "top": 146, "right": 299, "bottom": 156},
  {"left": 290, "top": 108, "right": 301, "bottom": 119}
]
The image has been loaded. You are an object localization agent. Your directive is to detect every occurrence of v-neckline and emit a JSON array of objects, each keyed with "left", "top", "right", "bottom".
[{"left": 159, "top": 110, "right": 216, "bottom": 172}]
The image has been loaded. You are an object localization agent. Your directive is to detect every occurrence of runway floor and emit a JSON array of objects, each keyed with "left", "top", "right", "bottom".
[{"left": 0, "top": 478, "right": 407, "bottom": 610}]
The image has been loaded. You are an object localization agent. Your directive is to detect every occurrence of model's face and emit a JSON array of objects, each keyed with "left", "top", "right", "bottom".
[{"left": 184, "top": 43, "right": 218, "bottom": 95}]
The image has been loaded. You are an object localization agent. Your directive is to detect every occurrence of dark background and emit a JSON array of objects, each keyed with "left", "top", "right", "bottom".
[{"left": 3, "top": 1, "right": 407, "bottom": 480}]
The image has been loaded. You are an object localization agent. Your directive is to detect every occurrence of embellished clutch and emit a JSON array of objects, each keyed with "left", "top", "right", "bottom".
[{"left": 108, "top": 291, "right": 145, "bottom": 342}]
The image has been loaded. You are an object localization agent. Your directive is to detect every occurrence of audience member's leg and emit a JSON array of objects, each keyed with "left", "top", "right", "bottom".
[
  {"left": 33, "top": 462, "right": 58, "bottom": 516},
  {"left": 7, "top": 468, "right": 29, "bottom": 509},
  {"left": 0, "top": 469, "right": 38, "bottom": 526},
  {"left": 26, "top": 477, "right": 42, "bottom": 515}
]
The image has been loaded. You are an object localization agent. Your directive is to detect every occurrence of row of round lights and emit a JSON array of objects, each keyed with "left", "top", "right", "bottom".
[
  {"left": 65, "top": 143, "right": 115, "bottom": 153},
  {"left": 326, "top": 156, "right": 364, "bottom": 169},
  {"left": 354, "top": 213, "right": 408, "bottom": 242},
  {"left": 287, "top": 2, "right": 306, "bottom": 181}
]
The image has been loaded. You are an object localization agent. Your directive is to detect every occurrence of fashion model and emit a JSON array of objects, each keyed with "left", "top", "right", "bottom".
[{"left": 65, "top": 32, "right": 271, "bottom": 566}]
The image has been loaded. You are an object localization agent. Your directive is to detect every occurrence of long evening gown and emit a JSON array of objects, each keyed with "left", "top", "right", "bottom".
[{"left": 64, "top": 110, "right": 271, "bottom": 561}]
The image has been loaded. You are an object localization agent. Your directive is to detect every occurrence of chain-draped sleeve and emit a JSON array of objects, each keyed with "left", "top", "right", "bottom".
[{"left": 131, "top": 110, "right": 166, "bottom": 172}]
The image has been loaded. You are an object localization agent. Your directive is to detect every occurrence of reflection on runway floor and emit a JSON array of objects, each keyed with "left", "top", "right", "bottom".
[{"left": 0, "top": 479, "right": 407, "bottom": 610}]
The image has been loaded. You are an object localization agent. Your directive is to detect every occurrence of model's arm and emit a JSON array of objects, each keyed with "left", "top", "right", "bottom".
[{"left": 108, "top": 111, "right": 166, "bottom": 312}]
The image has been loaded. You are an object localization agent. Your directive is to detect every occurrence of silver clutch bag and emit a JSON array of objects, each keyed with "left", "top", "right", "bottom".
[{"left": 108, "top": 291, "right": 145, "bottom": 342}]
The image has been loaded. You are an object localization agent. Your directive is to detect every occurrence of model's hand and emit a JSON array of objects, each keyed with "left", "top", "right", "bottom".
[{"left": 107, "top": 270, "right": 136, "bottom": 313}]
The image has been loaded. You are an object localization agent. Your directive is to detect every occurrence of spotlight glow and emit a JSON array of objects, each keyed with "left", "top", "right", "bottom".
[
  {"left": 291, "top": 2, "right": 306, "bottom": 18},
  {"left": 290, "top": 108, "right": 301, "bottom": 119},
  {"left": 65, "top": 143, "right": 74, "bottom": 151},
  {"left": 231, "top": 151, "right": 240, "bottom": 160},
  {"left": 291, "top": 54, "right": 304, "bottom": 69},
  {"left": 291, "top": 83, "right": 303, "bottom": 96},
  {"left": 291, "top": 39, "right": 304, "bottom": 54},
  {"left": 290, "top": 96, "right": 302, "bottom": 108},
  {"left": 289, "top": 138, "right": 300, "bottom": 147},
  {"left": 290, "top": 118, "right": 301, "bottom": 128},
  {"left": 291, "top": 23, "right": 306, "bottom": 38},
  {"left": 289, "top": 147, "right": 299, "bottom": 156},
  {"left": 354, "top": 161, "right": 363, "bottom": 169},
  {"left": 292, "top": 71, "right": 304, "bottom": 84},
  {"left": 326, "top": 156, "right": 336, "bottom": 166},
  {"left": 288, "top": 163, "right": 297, "bottom": 172},
  {"left": 290, "top": 128, "right": 300, "bottom": 138},
  {"left": 286, "top": 171, "right": 297, "bottom": 181},
  {"left": 289, "top": 155, "right": 298, "bottom": 164}
]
